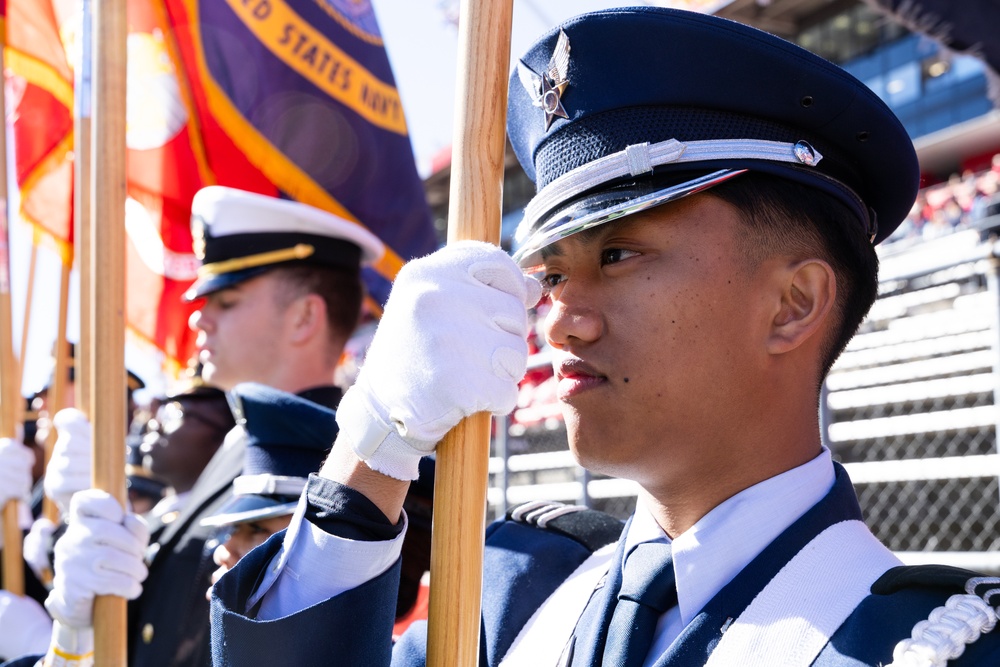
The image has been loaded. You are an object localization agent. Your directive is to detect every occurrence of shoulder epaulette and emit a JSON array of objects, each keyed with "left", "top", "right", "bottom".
[
  {"left": 874, "top": 566, "right": 1000, "bottom": 666},
  {"left": 872, "top": 564, "right": 987, "bottom": 595},
  {"left": 506, "top": 500, "right": 624, "bottom": 552}
]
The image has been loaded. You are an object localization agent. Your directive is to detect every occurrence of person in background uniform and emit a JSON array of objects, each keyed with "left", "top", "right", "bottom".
[
  {"left": 124, "top": 187, "right": 384, "bottom": 667},
  {"left": 199, "top": 383, "right": 338, "bottom": 594},
  {"left": 0, "top": 186, "right": 386, "bottom": 667},
  {"left": 0, "top": 359, "right": 147, "bottom": 660},
  {"left": 199, "top": 7, "right": 993, "bottom": 666},
  {"left": 30, "top": 344, "right": 146, "bottom": 459},
  {"left": 138, "top": 370, "right": 235, "bottom": 521},
  {"left": 199, "top": 383, "right": 434, "bottom": 640}
]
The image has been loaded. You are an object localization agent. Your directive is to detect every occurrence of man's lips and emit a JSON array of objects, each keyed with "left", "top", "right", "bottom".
[{"left": 555, "top": 358, "right": 607, "bottom": 399}]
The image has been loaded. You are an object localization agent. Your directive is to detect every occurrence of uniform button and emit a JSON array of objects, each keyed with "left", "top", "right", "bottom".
[{"left": 142, "top": 623, "right": 154, "bottom": 644}]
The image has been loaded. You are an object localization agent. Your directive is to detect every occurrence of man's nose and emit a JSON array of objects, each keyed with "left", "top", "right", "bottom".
[
  {"left": 544, "top": 290, "right": 603, "bottom": 349},
  {"left": 189, "top": 308, "right": 209, "bottom": 333},
  {"left": 214, "top": 540, "right": 238, "bottom": 569}
]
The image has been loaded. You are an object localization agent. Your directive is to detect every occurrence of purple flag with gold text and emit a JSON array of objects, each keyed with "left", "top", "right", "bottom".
[{"left": 164, "top": 0, "right": 437, "bottom": 304}]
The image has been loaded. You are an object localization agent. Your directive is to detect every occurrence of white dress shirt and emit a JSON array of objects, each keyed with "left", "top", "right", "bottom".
[{"left": 626, "top": 447, "right": 835, "bottom": 666}]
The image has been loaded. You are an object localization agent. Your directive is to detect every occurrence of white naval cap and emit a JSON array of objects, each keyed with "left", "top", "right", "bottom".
[{"left": 184, "top": 186, "right": 385, "bottom": 301}]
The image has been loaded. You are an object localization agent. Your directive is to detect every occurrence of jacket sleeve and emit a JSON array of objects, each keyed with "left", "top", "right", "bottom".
[
  {"left": 209, "top": 475, "right": 411, "bottom": 667},
  {"left": 211, "top": 533, "right": 403, "bottom": 667}
]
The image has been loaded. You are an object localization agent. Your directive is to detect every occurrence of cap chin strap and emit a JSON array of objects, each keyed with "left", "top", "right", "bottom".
[{"left": 520, "top": 137, "right": 825, "bottom": 240}]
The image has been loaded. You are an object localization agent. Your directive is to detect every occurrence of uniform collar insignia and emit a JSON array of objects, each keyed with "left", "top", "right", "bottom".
[{"left": 517, "top": 29, "right": 571, "bottom": 130}]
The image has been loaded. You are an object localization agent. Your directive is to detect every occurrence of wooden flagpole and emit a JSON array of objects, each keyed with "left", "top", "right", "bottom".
[
  {"left": 426, "top": 0, "right": 513, "bottom": 664},
  {"left": 16, "top": 243, "right": 36, "bottom": 392},
  {"left": 75, "top": 0, "right": 93, "bottom": 419},
  {"left": 0, "top": 10, "right": 26, "bottom": 593},
  {"left": 90, "top": 0, "right": 128, "bottom": 661},
  {"left": 41, "top": 264, "right": 71, "bottom": 524}
]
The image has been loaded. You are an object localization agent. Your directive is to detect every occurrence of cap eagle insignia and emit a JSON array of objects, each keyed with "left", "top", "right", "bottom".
[{"left": 517, "top": 29, "right": 571, "bottom": 130}]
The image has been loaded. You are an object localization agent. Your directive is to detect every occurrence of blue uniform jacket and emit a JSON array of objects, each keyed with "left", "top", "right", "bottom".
[{"left": 209, "top": 465, "right": 1000, "bottom": 666}]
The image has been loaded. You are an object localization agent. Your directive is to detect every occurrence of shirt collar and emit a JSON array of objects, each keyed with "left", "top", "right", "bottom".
[{"left": 624, "top": 447, "right": 835, "bottom": 626}]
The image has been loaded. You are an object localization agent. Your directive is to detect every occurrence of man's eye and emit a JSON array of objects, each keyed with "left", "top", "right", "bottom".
[
  {"left": 540, "top": 273, "right": 565, "bottom": 292},
  {"left": 601, "top": 248, "right": 638, "bottom": 265}
]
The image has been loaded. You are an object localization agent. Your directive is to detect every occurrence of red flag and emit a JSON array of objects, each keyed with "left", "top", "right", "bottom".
[
  {"left": 6, "top": 0, "right": 74, "bottom": 262},
  {"left": 122, "top": 0, "right": 204, "bottom": 368},
  {"left": 7, "top": 0, "right": 203, "bottom": 371}
]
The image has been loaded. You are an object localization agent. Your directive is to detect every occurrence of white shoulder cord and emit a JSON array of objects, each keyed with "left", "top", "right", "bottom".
[{"left": 887, "top": 577, "right": 1000, "bottom": 667}]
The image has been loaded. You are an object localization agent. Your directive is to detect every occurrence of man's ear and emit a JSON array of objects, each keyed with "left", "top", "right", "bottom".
[
  {"left": 288, "top": 293, "right": 327, "bottom": 345},
  {"left": 767, "top": 259, "right": 836, "bottom": 355}
]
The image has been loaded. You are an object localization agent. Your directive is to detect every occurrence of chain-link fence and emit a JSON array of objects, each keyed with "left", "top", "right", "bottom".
[
  {"left": 486, "top": 225, "right": 1000, "bottom": 572},
  {"left": 824, "top": 228, "right": 1000, "bottom": 570}
]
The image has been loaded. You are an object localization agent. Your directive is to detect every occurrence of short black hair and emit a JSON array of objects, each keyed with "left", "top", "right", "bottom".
[
  {"left": 709, "top": 173, "right": 880, "bottom": 381},
  {"left": 269, "top": 264, "right": 364, "bottom": 345}
]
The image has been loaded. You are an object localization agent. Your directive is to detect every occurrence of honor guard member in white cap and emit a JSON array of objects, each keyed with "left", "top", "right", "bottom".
[
  {"left": 0, "top": 187, "right": 387, "bottom": 667},
  {"left": 124, "top": 188, "right": 384, "bottom": 667},
  {"left": 98, "top": 8, "right": 1000, "bottom": 667}
]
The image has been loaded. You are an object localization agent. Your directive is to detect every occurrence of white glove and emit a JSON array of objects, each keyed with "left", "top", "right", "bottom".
[
  {"left": 45, "top": 490, "right": 149, "bottom": 629},
  {"left": 0, "top": 437, "right": 34, "bottom": 507},
  {"left": 23, "top": 517, "right": 58, "bottom": 581},
  {"left": 44, "top": 408, "right": 93, "bottom": 514},
  {"left": 337, "top": 241, "right": 542, "bottom": 480},
  {"left": 0, "top": 590, "right": 52, "bottom": 660},
  {"left": 0, "top": 437, "right": 34, "bottom": 551}
]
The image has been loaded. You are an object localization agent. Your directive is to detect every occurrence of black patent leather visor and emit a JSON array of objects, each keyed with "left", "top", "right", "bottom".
[{"left": 512, "top": 169, "right": 746, "bottom": 271}]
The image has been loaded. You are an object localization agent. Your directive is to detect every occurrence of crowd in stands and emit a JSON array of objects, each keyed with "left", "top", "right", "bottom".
[{"left": 886, "top": 153, "right": 1000, "bottom": 245}]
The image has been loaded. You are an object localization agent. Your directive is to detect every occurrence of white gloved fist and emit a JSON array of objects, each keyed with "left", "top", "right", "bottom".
[
  {"left": 0, "top": 590, "right": 52, "bottom": 660},
  {"left": 337, "top": 241, "right": 542, "bottom": 480},
  {"left": 44, "top": 408, "right": 93, "bottom": 514},
  {"left": 45, "top": 489, "right": 149, "bottom": 629},
  {"left": 0, "top": 436, "right": 34, "bottom": 507}
]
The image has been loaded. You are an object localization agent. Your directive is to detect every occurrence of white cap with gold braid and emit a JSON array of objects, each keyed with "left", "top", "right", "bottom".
[{"left": 184, "top": 186, "right": 385, "bottom": 301}]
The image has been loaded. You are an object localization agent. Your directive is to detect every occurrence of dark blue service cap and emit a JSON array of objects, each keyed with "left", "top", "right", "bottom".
[
  {"left": 507, "top": 7, "right": 920, "bottom": 268},
  {"left": 201, "top": 382, "right": 337, "bottom": 528}
]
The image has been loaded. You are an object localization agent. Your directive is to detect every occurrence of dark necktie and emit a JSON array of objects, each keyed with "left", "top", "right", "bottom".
[{"left": 601, "top": 541, "right": 677, "bottom": 667}]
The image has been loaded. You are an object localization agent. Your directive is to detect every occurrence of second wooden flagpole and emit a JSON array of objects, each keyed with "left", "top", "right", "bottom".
[
  {"left": 0, "top": 7, "right": 25, "bottom": 597},
  {"left": 90, "top": 0, "right": 128, "bottom": 662},
  {"left": 426, "top": 0, "right": 514, "bottom": 665},
  {"left": 75, "top": 0, "right": 94, "bottom": 420},
  {"left": 41, "top": 262, "right": 71, "bottom": 524}
]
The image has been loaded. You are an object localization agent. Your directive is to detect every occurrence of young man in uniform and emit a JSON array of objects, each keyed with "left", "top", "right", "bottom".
[
  {"left": 23, "top": 7, "right": 1000, "bottom": 666},
  {"left": 203, "top": 8, "right": 999, "bottom": 666}
]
